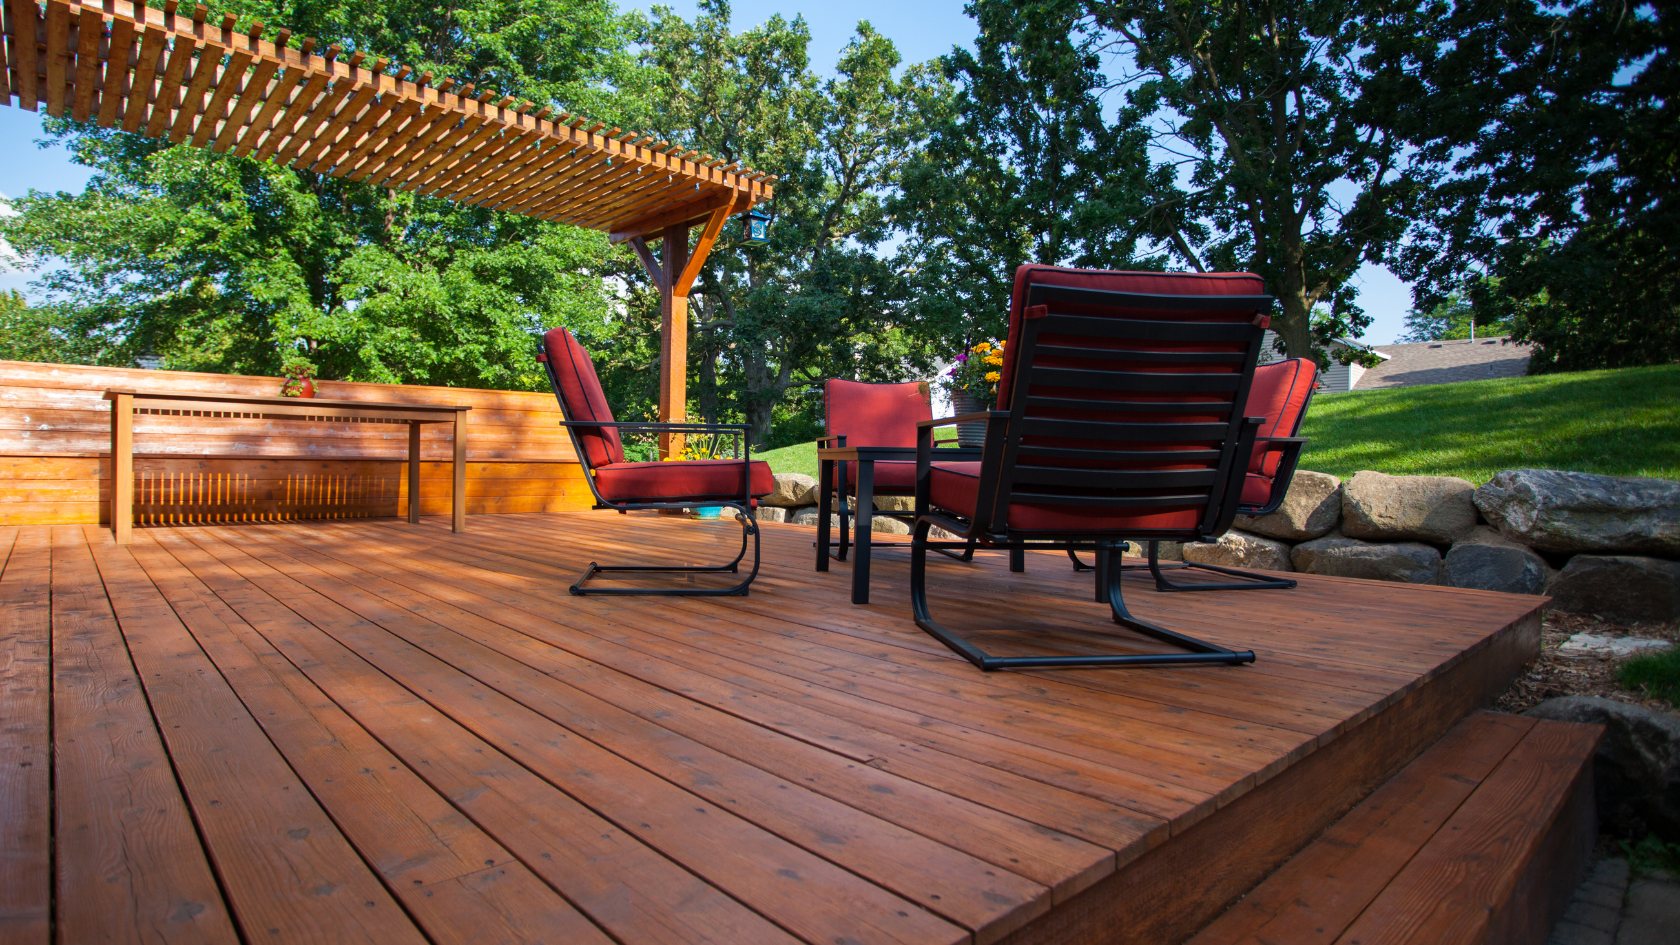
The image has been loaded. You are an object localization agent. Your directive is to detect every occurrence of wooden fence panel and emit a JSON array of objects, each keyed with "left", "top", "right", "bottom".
[{"left": 0, "top": 362, "right": 592, "bottom": 525}]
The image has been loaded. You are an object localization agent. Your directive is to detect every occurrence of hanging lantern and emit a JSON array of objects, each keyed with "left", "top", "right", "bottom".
[{"left": 742, "top": 206, "right": 770, "bottom": 245}]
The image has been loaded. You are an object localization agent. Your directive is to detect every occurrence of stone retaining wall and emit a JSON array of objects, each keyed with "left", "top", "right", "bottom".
[{"left": 760, "top": 468, "right": 1680, "bottom": 622}]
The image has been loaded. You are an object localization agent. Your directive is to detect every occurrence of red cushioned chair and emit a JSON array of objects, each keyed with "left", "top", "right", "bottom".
[
  {"left": 537, "top": 327, "right": 774, "bottom": 596},
  {"left": 820, "top": 379, "right": 974, "bottom": 564},
  {"left": 1072, "top": 357, "right": 1318, "bottom": 591},
  {"left": 909, "top": 265, "right": 1272, "bottom": 671}
]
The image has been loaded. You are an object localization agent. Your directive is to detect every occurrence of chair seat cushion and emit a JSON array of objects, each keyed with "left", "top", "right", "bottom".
[
  {"left": 842, "top": 460, "right": 918, "bottom": 493},
  {"left": 593, "top": 459, "right": 775, "bottom": 503},
  {"left": 929, "top": 462, "right": 1203, "bottom": 534},
  {"left": 1242, "top": 473, "right": 1273, "bottom": 508}
]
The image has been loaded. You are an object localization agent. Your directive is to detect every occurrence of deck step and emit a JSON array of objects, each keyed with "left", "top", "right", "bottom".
[{"left": 1188, "top": 710, "right": 1603, "bottom": 945}]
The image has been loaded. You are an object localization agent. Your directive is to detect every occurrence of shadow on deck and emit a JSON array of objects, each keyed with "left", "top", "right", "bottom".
[{"left": 0, "top": 512, "right": 1547, "bottom": 945}]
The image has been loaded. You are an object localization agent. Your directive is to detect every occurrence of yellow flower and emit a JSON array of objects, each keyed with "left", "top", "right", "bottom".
[
  {"left": 972, "top": 341, "right": 992, "bottom": 354},
  {"left": 984, "top": 371, "right": 1001, "bottom": 383},
  {"left": 982, "top": 354, "right": 1004, "bottom": 365}
]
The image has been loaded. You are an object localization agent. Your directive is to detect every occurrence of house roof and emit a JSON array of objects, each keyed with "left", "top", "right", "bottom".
[{"left": 1353, "top": 336, "right": 1533, "bottom": 390}]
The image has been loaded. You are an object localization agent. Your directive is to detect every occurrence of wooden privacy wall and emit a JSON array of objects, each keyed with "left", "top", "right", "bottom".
[{"left": 0, "top": 360, "right": 592, "bottom": 525}]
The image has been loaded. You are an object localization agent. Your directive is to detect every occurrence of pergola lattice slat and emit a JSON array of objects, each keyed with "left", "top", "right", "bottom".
[
  {"left": 2, "top": 0, "right": 774, "bottom": 455},
  {"left": 2, "top": 0, "right": 772, "bottom": 232}
]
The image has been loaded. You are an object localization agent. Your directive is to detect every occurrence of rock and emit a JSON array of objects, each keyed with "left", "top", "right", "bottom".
[
  {"left": 1290, "top": 532, "right": 1443, "bottom": 584},
  {"left": 1182, "top": 530, "right": 1293, "bottom": 572},
  {"left": 870, "top": 514, "right": 911, "bottom": 535},
  {"left": 755, "top": 506, "right": 788, "bottom": 524},
  {"left": 1524, "top": 696, "right": 1680, "bottom": 841},
  {"left": 1557, "top": 633, "right": 1675, "bottom": 659},
  {"left": 873, "top": 494, "right": 916, "bottom": 513},
  {"left": 1153, "top": 541, "right": 1184, "bottom": 562},
  {"left": 1475, "top": 469, "right": 1680, "bottom": 557},
  {"left": 1341, "top": 470, "right": 1477, "bottom": 544},
  {"left": 762, "top": 473, "right": 817, "bottom": 508},
  {"left": 1443, "top": 526, "right": 1556, "bottom": 594},
  {"left": 1546, "top": 555, "right": 1680, "bottom": 623},
  {"left": 787, "top": 505, "right": 840, "bottom": 528},
  {"left": 1235, "top": 470, "right": 1342, "bottom": 541}
]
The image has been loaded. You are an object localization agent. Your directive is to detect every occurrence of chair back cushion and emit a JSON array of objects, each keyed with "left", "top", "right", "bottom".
[
  {"left": 541, "top": 327, "right": 624, "bottom": 469},
  {"left": 825, "top": 379, "right": 932, "bottom": 449},
  {"left": 1245, "top": 358, "right": 1316, "bottom": 477},
  {"left": 949, "top": 265, "right": 1271, "bottom": 538}
]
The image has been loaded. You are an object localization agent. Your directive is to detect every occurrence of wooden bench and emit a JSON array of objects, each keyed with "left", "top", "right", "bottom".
[{"left": 1188, "top": 710, "right": 1603, "bottom": 945}]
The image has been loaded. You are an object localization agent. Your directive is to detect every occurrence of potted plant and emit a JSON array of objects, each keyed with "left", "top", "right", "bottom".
[
  {"left": 941, "top": 339, "right": 1005, "bottom": 446},
  {"left": 280, "top": 356, "right": 316, "bottom": 398}
]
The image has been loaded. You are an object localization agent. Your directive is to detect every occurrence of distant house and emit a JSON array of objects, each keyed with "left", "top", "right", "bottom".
[{"left": 1260, "top": 331, "right": 1532, "bottom": 392}]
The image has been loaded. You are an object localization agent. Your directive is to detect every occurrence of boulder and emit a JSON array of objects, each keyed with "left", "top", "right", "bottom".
[
  {"left": 1443, "top": 526, "right": 1556, "bottom": 595},
  {"left": 1341, "top": 470, "right": 1477, "bottom": 544},
  {"left": 762, "top": 473, "right": 817, "bottom": 508},
  {"left": 788, "top": 505, "right": 840, "bottom": 529},
  {"left": 1290, "top": 532, "right": 1442, "bottom": 584},
  {"left": 1183, "top": 530, "right": 1293, "bottom": 572},
  {"left": 1525, "top": 696, "right": 1680, "bottom": 841},
  {"left": 1475, "top": 468, "right": 1680, "bottom": 557},
  {"left": 1153, "top": 541, "right": 1185, "bottom": 562},
  {"left": 873, "top": 494, "right": 917, "bottom": 513},
  {"left": 1546, "top": 555, "right": 1680, "bottom": 623},
  {"left": 756, "top": 506, "right": 788, "bottom": 524},
  {"left": 1236, "top": 470, "right": 1343, "bottom": 541}
]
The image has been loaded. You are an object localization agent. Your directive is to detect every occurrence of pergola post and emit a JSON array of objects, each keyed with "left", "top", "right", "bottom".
[{"left": 659, "top": 223, "right": 690, "bottom": 459}]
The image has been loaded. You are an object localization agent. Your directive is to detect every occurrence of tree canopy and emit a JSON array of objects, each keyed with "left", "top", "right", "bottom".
[{"left": 0, "top": 0, "right": 1672, "bottom": 442}]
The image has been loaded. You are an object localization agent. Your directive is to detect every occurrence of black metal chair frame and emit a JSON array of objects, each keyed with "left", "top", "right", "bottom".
[
  {"left": 538, "top": 342, "right": 761, "bottom": 597},
  {"left": 818, "top": 433, "right": 976, "bottom": 565},
  {"left": 909, "top": 281, "right": 1269, "bottom": 671},
  {"left": 1068, "top": 387, "right": 1316, "bottom": 593}
]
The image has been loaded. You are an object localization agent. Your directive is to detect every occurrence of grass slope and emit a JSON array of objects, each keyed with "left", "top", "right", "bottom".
[
  {"left": 750, "top": 363, "right": 1680, "bottom": 486},
  {"left": 1299, "top": 363, "right": 1680, "bottom": 484}
]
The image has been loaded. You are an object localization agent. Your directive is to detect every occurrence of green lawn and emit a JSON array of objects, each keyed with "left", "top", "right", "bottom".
[
  {"left": 751, "top": 363, "right": 1680, "bottom": 486},
  {"left": 1299, "top": 363, "right": 1680, "bottom": 484}
]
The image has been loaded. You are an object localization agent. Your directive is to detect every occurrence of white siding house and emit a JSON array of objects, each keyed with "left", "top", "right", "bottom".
[{"left": 1258, "top": 331, "right": 1389, "bottom": 392}]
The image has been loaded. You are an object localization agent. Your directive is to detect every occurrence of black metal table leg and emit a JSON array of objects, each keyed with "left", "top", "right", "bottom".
[
  {"left": 852, "top": 459, "right": 875, "bottom": 604},
  {"left": 816, "top": 457, "right": 833, "bottom": 572},
  {"left": 1010, "top": 546, "right": 1025, "bottom": 573}
]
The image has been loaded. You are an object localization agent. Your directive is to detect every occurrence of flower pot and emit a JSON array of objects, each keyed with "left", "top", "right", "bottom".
[
  {"left": 281, "top": 376, "right": 315, "bottom": 398},
  {"left": 690, "top": 506, "right": 724, "bottom": 520},
  {"left": 949, "top": 390, "right": 988, "bottom": 447}
]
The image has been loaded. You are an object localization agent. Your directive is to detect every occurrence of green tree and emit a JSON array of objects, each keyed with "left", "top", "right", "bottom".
[
  {"left": 1396, "top": 0, "right": 1678, "bottom": 372},
  {"left": 1400, "top": 289, "right": 1513, "bottom": 343},
  {"left": 0, "top": 0, "right": 641, "bottom": 389},
  {"left": 628, "top": 1, "right": 939, "bottom": 444},
  {"left": 891, "top": 0, "right": 1158, "bottom": 355},
  {"left": 919, "top": 0, "right": 1438, "bottom": 361}
]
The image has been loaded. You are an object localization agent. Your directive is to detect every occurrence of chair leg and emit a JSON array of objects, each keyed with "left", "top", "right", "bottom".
[
  {"left": 910, "top": 523, "right": 1256, "bottom": 671},
  {"left": 1076, "top": 541, "right": 1296, "bottom": 592},
  {"left": 571, "top": 505, "right": 761, "bottom": 597}
]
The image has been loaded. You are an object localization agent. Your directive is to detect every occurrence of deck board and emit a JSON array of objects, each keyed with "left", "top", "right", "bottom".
[{"left": 5, "top": 512, "right": 1548, "bottom": 945}]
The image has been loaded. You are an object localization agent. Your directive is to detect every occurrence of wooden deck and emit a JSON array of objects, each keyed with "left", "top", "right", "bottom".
[{"left": 0, "top": 513, "right": 1547, "bottom": 945}]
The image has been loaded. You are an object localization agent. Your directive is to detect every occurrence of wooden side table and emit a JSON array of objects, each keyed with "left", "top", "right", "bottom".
[{"left": 104, "top": 389, "right": 470, "bottom": 544}]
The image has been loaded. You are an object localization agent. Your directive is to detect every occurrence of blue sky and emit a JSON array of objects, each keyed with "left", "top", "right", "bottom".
[{"left": 2, "top": 0, "right": 1415, "bottom": 341}]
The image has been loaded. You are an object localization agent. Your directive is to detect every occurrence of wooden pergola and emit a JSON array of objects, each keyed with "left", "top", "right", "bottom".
[{"left": 0, "top": 0, "right": 773, "bottom": 453}]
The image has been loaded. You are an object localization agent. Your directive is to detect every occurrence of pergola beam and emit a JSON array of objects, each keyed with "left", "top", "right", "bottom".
[{"left": 1, "top": 0, "right": 778, "bottom": 457}]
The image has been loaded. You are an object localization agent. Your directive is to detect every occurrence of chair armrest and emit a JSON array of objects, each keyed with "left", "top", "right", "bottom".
[
  {"left": 816, "top": 434, "right": 847, "bottom": 447},
  {"left": 557, "top": 421, "right": 750, "bottom": 434},
  {"left": 917, "top": 411, "right": 1006, "bottom": 428}
]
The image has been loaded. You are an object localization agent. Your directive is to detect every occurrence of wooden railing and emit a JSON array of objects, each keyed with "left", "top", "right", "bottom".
[{"left": 0, "top": 360, "right": 592, "bottom": 525}]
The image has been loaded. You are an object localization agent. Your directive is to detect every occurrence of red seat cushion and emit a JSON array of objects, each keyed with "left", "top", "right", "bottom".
[
  {"left": 841, "top": 460, "right": 918, "bottom": 493},
  {"left": 826, "top": 380, "right": 931, "bottom": 449},
  {"left": 542, "top": 327, "right": 625, "bottom": 469},
  {"left": 930, "top": 462, "right": 1203, "bottom": 534},
  {"left": 1239, "top": 358, "right": 1317, "bottom": 509},
  {"left": 593, "top": 459, "right": 774, "bottom": 504}
]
